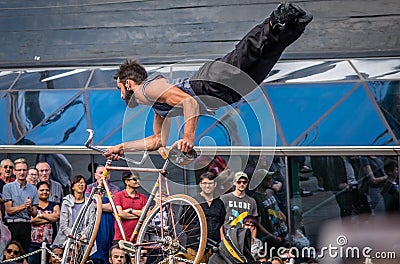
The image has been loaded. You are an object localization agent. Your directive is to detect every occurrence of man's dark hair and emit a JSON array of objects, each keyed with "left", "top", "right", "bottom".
[
  {"left": 121, "top": 170, "right": 140, "bottom": 186},
  {"left": 114, "top": 59, "right": 147, "bottom": 108},
  {"left": 198, "top": 171, "right": 216, "bottom": 184},
  {"left": 108, "top": 243, "right": 127, "bottom": 262},
  {"left": 384, "top": 158, "right": 397, "bottom": 174},
  {"left": 114, "top": 59, "right": 148, "bottom": 85}
]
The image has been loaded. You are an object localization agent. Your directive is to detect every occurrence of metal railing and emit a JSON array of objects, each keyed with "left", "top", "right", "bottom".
[{"left": 1, "top": 145, "right": 400, "bottom": 156}]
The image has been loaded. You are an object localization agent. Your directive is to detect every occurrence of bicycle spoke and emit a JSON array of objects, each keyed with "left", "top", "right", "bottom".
[{"left": 136, "top": 195, "right": 207, "bottom": 264}]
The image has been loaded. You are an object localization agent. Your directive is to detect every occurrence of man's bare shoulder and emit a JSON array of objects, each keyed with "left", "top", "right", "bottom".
[
  {"left": 146, "top": 76, "right": 175, "bottom": 90},
  {"left": 145, "top": 77, "right": 189, "bottom": 104}
]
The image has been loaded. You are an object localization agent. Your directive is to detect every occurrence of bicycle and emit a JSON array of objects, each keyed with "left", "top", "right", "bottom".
[{"left": 61, "top": 129, "right": 207, "bottom": 264}]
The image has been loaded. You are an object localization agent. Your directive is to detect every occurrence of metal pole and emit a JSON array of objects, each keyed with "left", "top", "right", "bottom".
[{"left": 41, "top": 242, "right": 47, "bottom": 264}]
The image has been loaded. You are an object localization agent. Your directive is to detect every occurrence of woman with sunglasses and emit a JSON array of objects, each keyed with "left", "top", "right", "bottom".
[
  {"left": 2, "top": 240, "right": 28, "bottom": 264},
  {"left": 53, "top": 175, "right": 90, "bottom": 246}
]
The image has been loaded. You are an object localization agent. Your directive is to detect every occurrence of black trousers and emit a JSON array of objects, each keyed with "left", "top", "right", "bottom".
[
  {"left": 191, "top": 15, "right": 311, "bottom": 109},
  {"left": 7, "top": 222, "right": 32, "bottom": 255}
]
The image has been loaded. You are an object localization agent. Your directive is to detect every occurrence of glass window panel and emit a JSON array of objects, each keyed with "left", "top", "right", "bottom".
[
  {"left": 88, "top": 68, "right": 118, "bottom": 88},
  {"left": 266, "top": 60, "right": 359, "bottom": 83},
  {"left": 0, "top": 92, "right": 8, "bottom": 144},
  {"left": 13, "top": 69, "right": 90, "bottom": 90},
  {"left": 122, "top": 106, "right": 162, "bottom": 143},
  {"left": 9, "top": 90, "right": 82, "bottom": 143},
  {"left": 88, "top": 89, "right": 148, "bottom": 145},
  {"left": 367, "top": 80, "right": 400, "bottom": 140},
  {"left": 195, "top": 115, "right": 234, "bottom": 147},
  {"left": 351, "top": 58, "right": 400, "bottom": 80},
  {"left": 294, "top": 86, "right": 392, "bottom": 146},
  {"left": 88, "top": 90, "right": 166, "bottom": 146},
  {"left": 22, "top": 94, "right": 88, "bottom": 145},
  {"left": 170, "top": 64, "right": 201, "bottom": 79},
  {"left": 266, "top": 83, "right": 357, "bottom": 145},
  {"left": 0, "top": 70, "right": 19, "bottom": 90}
]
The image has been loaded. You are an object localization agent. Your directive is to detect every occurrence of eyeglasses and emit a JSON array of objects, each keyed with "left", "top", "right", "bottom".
[
  {"left": 6, "top": 249, "right": 20, "bottom": 255},
  {"left": 200, "top": 182, "right": 215, "bottom": 186},
  {"left": 14, "top": 169, "right": 28, "bottom": 172},
  {"left": 236, "top": 180, "right": 248, "bottom": 185},
  {"left": 50, "top": 244, "right": 64, "bottom": 250},
  {"left": 243, "top": 223, "right": 255, "bottom": 227},
  {"left": 3, "top": 165, "right": 13, "bottom": 169},
  {"left": 127, "top": 177, "right": 140, "bottom": 182},
  {"left": 282, "top": 257, "right": 292, "bottom": 262}
]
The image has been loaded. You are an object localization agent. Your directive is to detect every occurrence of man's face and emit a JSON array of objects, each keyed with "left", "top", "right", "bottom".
[
  {"left": 37, "top": 162, "right": 51, "bottom": 182},
  {"left": 109, "top": 248, "right": 126, "bottom": 264},
  {"left": 116, "top": 78, "right": 138, "bottom": 108},
  {"left": 27, "top": 168, "right": 39, "bottom": 185},
  {"left": 1, "top": 160, "right": 14, "bottom": 179},
  {"left": 95, "top": 166, "right": 109, "bottom": 183},
  {"left": 125, "top": 174, "right": 141, "bottom": 189},
  {"left": 117, "top": 78, "right": 127, "bottom": 100},
  {"left": 234, "top": 177, "right": 248, "bottom": 192},
  {"left": 14, "top": 163, "right": 28, "bottom": 181},
  {"left": 199, "top": 178, "right": 216, "bottom": 195}
]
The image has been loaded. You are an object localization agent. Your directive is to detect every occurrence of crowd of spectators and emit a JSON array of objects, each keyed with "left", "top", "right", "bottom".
[{"left": 0, "top": 154, "right": 398, "bottom": 264}]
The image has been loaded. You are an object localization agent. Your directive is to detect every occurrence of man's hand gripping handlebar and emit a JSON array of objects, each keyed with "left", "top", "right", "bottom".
[
  {"left": 85, "top": 129, "right": 197, "bottom": 166},
  {"left": 85, "top": 129, "right": 148, "bottom": 165}
]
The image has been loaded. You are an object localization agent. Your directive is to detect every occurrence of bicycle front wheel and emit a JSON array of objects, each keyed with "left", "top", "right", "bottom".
[
  {"left": 136, "top": 194, "right": 207, "bottom": 264},
  {"left": 62, "top": 194, "right": 102, "bottom": 264}
]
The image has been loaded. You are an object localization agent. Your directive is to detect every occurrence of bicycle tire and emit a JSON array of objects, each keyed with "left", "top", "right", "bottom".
[
  {"left": 61, "top": 194, "right": 102, "bottom": 264},
  {"left": 135, "top": 194, "right": 207, "bottom": 264}
]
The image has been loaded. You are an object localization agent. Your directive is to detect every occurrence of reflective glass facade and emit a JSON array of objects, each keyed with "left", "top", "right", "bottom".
[
  {"left": 1, "top": 57, "right": 399, "bottom": 147},
  {"left": 1, "top": 58, "right": 400, "bottom": 259}
]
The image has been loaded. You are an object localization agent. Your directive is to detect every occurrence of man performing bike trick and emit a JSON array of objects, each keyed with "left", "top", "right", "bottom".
[{"left": 104, "top": 2, "right": 312, "bottom": 158}]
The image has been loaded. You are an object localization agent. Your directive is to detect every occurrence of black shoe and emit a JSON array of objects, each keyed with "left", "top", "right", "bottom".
[{"left": 269, "top": 2, "right": 306, "bottom": 32}]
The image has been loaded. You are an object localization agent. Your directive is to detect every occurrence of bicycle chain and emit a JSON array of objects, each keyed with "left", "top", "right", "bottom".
[{"left": 156, "top": 256, "right": 195, "bottom": 264}]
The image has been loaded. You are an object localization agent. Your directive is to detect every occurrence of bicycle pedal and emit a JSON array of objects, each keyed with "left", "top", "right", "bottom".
[{"left": 118, "top": 240, "right": 136, "bottom": 254}]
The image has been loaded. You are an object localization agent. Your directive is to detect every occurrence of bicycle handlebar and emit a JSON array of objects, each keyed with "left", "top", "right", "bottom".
[
  {"left": 85, "top": 129, "right": 198, "bottom": 166},
  {"left": 85, "top": 129, "right": 148, "bottom": 165}
]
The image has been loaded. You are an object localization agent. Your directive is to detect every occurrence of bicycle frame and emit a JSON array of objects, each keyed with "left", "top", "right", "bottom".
[
  {"left": 97, "top": 157, "right": 170, "bottom": 244},
  {"left": 80, "top": 129, "right": 208, "bottom": 264},
  {"left": 85, "top": 129, "right": 189, "bottom": 249}
]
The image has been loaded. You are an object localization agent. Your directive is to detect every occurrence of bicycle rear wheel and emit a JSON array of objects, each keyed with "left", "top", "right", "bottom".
[
  {"left": 61, "top": 194, "right": 102, "bottom": 264},
  {"left": 135, "top": 194, "right": 207, "bottom": 264}
]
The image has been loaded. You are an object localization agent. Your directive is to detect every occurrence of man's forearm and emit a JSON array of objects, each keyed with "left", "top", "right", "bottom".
[
  {"left": 5, "top": 203, "right": 26, "bottom": 215},
  {"left": 123, "top": 135, "right": 163, "bottom": 152},
  {"left": 181, "top": 98, "right": 199, "bottom": 151}
]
